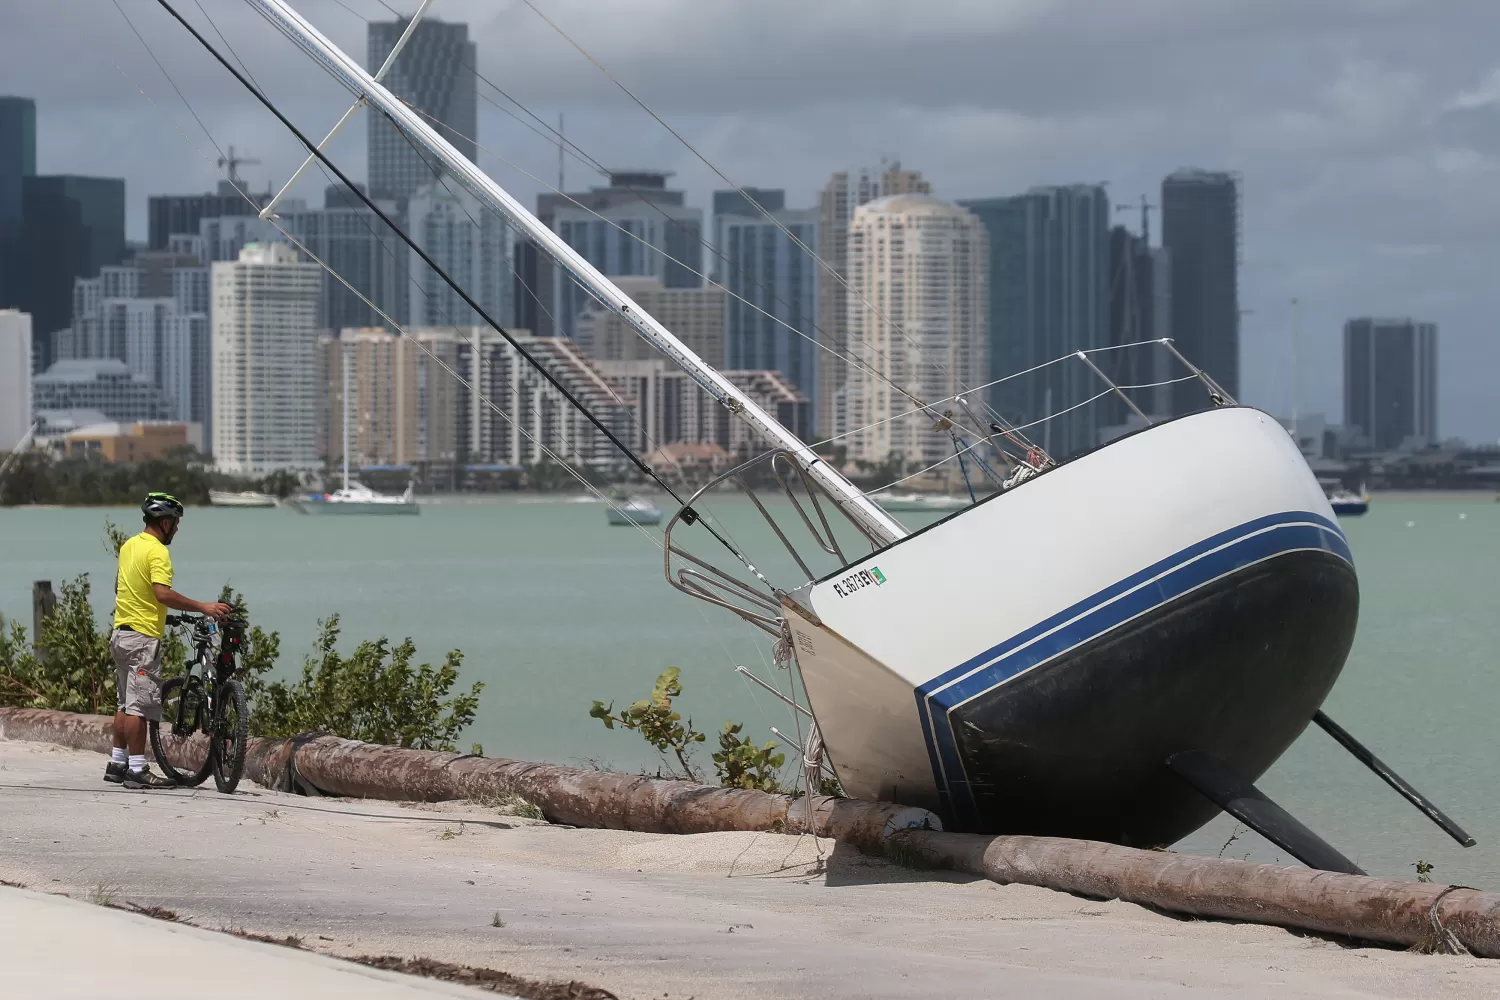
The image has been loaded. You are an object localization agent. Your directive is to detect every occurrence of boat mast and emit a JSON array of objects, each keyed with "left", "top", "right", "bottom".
[
  {"left": 342, "top": 340, "right": 351, "bottom": 493},
  {"left": 246, "top": 0, "right": 907, "bottom": 546}
]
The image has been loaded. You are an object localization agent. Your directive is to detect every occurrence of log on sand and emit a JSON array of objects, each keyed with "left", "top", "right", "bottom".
[{"left": 4, "top": 707, "right": 1497, "bottom": 956}]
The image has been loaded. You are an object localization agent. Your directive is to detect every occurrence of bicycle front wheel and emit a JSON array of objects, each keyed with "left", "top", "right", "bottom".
[
  {"left": 211, "top": 678, "right": 248, "bottom": 794},
  {"left": 149, "top": 676, "right": 213, "bottom": 787}
]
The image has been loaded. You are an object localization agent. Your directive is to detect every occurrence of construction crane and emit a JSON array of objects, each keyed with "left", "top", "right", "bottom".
[
  {"left": 1116, "top": 193, "right": 1157, "bottom": 244},
  {"left": 216, "top": 145, "right": 261, "bottom": 189}
]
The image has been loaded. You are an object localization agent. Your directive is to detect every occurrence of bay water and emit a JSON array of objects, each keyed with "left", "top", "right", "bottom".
[{"left": 2, "top": 494, "right": 1496, "bottom": 886}]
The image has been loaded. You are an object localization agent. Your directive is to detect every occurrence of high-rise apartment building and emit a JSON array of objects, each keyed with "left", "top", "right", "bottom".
[
  {"left": 0, "top": 97, "right": 36, "bottom": 315},
  {"left": 19, "top": 175, "right": 126, "bottom": 371},
  {"left": 0, "top": 309, "right": 32, "bottom": 450},
  {"left": 1161, "top": 169, "right": 1239, "bottom": 413},
  {"left": 408, "top": 181, "right": 509, "bottom": 329},
  {"left": 32, "top": 359, "right": 173, "bottom": 424},
  {"left": 69, "top": 252, "right": 211, "bottom": 443},
  {"left": 843, "top": 194, "right": 988, "bottom": 467},
  {"left": 959, "top": 184, "right": 1110, "bottom": 457},
  {"left": 523, "top": 170, "right": 703, "bottom": 339},
  {"left": 1107, "top": 225, "right": 1173, "bottom": 419},
  {"left": 367, "top": 18, "right": 477, "bottom": 200},
  {"left": 211, "top": 243, "right": 323, "bottom": 473},
  {"left": 1343, "top": 317, "right": 1438, "bottom": 451},
  {"left": 320, "top": 328, "right": 462, "bottom": 469},
  {"left": 574, "top": 277, "right": 725, "bottom": 369},
  {"left": 453, "top": 327, "right": 634, "bottom": 469},
  {"left": 715, "top": 197, "right": 818, "bottom": 430},
  {"left": 815, "top": 163, "right": 931, "bottom": 438}
]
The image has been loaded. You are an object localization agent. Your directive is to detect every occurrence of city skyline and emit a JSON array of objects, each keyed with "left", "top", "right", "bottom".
[{"left": 2, "top": 1, "right": 1498, "bottom": 443}]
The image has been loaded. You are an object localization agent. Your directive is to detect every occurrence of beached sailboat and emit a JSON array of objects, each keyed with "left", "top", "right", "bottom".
[{"left": 173, "top": 0, "right": 1472, "bottom": 870}]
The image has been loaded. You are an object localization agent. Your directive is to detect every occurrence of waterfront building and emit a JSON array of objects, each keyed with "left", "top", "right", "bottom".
[
  {"left": 0, "top": 309, "right": 32, "bottom": 450},
  {"left": 319, "top": 327, "right": 461, "bottom": 470},
  {"left": 595, "top": 358, "right": 810, "bottom": 458},
  {"left": 59, "top": 420, "right": 197, "bottom": 463},
  {"left": 815, "top": 163, "right": 932, "bottom": 438},
  {"left": 1343, "top": 317, "right": 1438, "bottom": 451},
  {"left": 714, "top": 197, "right": 818, "bottom": 429},
  {"left": 843, "top": 194, "right": 988, "bottom": 467},
  {"left": 518, "top": 170, "right": 703, "bottom": 338},
  {"left": 574, "top": 277, "right": 725, "bottom": 369},
  {"left": 69, "top": 251, "right": 211, "bottom": 443},
  {"left": 407, "top": 181, "right": 509, "bottom": 329},
  {"left": 1161, "top": 169, "right": 1240, "bottom": 412},
  {"left": 211, "top": 243, "right": 323, "bottom": 474},
  {"left": 0, "top": 97, "right": 35, "bottom": 317},
  {"left": 19, "top": 174, "right": 126, "bottom": 371},
  {"left": 31, "top": 359, "right": 173, "bottom": 423},
  {"left": 959, "top": 184, "right": 1110, "bottom": 457},
  {"left": 452, "top": 327, "right": 635, "bottom": 469},
  {"left": 367, "top": 17, "right": 477, "bottom": 200}
]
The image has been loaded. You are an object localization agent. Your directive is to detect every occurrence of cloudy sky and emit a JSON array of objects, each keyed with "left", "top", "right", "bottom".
[{"left": 7, "top": 0, "right": 1500, "bottom": 441}]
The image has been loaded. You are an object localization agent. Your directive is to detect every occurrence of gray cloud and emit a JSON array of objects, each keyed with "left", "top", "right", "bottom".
[{"left": 4, "top": 0, "right": 1498, "bottom": 440}]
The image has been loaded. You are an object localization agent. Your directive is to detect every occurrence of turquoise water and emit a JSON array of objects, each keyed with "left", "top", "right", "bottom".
[{"left": 2, "top": 494, "right": 1496, "bottom": 885}]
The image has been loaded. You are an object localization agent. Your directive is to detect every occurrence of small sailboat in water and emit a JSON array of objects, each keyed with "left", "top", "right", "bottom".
[{"left": 183, "top": 0, "right": 1474, "bottom": 870}]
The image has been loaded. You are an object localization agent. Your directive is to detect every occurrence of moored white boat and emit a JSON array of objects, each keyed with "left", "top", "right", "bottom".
[
  {"left": 606, "top": 495, "right": 662, "bottom": 526},
  {"left": 208, "top": 489, "right": 279, "bottom": 508},
  {"left": 1324, "top": 483, "right": 1369, "bottom": 517},
  {"left": 290, "top": 481, "right": 419, "bottom": 515},
  {"left": 870, "top": 491, "right": 971, "bottom": 513}
]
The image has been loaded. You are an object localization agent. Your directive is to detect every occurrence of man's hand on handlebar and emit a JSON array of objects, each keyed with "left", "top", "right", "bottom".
[{"left": 199, "top": 601, "right": 232, "bottom": 621}]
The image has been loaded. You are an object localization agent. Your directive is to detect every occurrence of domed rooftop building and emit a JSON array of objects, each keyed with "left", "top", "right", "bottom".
[{"left": 841, "top": 195, "right": 988, "bottom": 468}]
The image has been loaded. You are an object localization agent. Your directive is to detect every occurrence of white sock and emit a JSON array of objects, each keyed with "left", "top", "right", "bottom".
[
  {"left": 128, "top": 754, "right": 146, "bottom": 772},
  {"left": 111, "top": 747, "right": 127, "bottom": 766}
]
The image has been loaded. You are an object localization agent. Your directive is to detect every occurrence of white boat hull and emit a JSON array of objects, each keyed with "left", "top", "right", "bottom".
[
  {"left": 783, "top": 408, "right": 1358, "bottom": 844},
  {"left": 208, "top": 491, "right": 279, "bottom": 508},
  {"left": 291, "top": 500, "right": 419, "bottom": 514},
  {"left": 607, "top": 502, "right": 662, "bottom": 526}
]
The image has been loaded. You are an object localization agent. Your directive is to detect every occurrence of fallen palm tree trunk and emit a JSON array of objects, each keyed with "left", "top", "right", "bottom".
[
  {"left": 0, "top": 708, "right": 932, "bottom": 853},
  {"left": 892, "top": 830, "right": 1500, "bottom": 957},
  {"left": 4, "top": 706, "right": 1497, "bottom": 956}
]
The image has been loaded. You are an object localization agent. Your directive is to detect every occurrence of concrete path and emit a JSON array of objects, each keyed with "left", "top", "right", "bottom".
[
  {"left": 1, "top": 886, "right": 516, "bottom": 998},
  {"left": 1, "top": 738, "right": 1497, "bottom": 999}
]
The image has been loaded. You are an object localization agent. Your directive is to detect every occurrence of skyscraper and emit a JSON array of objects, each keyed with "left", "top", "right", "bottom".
[
  {"left": 211, "top": 243, "right": 323, "bottom": 473},
  {"left": 959, "top": 184, "right": 1110, "bottom": 457},
  {"left": 815, "top": 163, "right": 933, "bottom": 438},
  {"left": 843, "top": 194, "right": 988, "bottom": 467},
  {"left": 19, "top": 175, "right": 126, "bottom": 371},
  {"left": 407, "top": 181, "right": 509, "bottom": 329},
  {"left": 715, "top": 198, "right": 818, "bottom": 427},
  {"left": 1161, "top": 169, "right": 1239, "bottom": 413},
  {"left": 0, "top": 97, "right": 36, "bottom": 314},
  {"left": 1107, "top": 225, "right": 1172, "bottom": 420},
  {"left": 1343, "top": 317, "right": 1438, "bottom": 451},
  {"left": 528, "top": 170, "right": 703, "bottom": 338},
  {"left": 0, "top": 309, "right": 32, "bottom": 450},
  {"left": 367, "top": 18, "right": 477, "bottom": 201},
  {"left": 575, "top": 276, "right": 726, "bottom": 369},
  {"left": 148, "top": 181, "right": 269, "bottom": 251}
]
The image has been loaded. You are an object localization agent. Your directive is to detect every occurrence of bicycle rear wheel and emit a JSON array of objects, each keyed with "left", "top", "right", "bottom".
[
  {"left": 211, "top": 678, "right": 248, "bottom": 794},
  {"left": 149, "top": 676, "right": 213, "bottom": 787}
]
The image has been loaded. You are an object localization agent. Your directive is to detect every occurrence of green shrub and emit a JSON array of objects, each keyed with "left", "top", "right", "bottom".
[
  {"left": 590, "top": 667, "right": 705, "bottom": 781},
  {"left": 712, "top": 722, "right": 785, "bottom": 792},
  {"left": 252, "top": 614, "right": 481, "bottom": 751},
  {"left": 0, "top": 575, "right": 114, "bottom": 714}
]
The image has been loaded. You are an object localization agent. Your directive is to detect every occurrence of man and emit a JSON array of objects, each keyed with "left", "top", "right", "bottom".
[{"left": 107, "top": 492, "right": 230, "bottom": 789}]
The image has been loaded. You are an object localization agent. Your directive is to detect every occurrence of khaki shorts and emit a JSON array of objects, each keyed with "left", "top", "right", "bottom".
[{"left": 111, "top": 629, "right": 163, "bottom": 721}]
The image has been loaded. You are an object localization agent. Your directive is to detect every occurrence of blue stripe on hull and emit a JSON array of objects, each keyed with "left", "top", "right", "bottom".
[{"left": 912, "top": 510, "right": 1352, "bottom": 828}]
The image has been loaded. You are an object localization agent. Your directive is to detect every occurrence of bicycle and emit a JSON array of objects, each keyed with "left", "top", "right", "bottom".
[{"left": 148, "top": 612, "right": 250, "bottom": 793}]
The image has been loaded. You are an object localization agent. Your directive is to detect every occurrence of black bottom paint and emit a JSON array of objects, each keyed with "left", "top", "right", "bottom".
[{"left": 948, "top": 550, "right": 1360, "bottom": 846}]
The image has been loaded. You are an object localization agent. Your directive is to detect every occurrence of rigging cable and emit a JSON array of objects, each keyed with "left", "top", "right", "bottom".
[{"left": 151, "top": 0, "right": 768, "bottom": 568}]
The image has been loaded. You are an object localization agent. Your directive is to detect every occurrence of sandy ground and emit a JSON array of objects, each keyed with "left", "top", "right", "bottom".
[{"left": 1, "top": 738, "right": 1497, "bottom": 999}]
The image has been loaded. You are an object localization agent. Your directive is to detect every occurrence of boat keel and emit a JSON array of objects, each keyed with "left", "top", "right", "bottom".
[{"left": 1167, "top": 749, "right": 1363, "bottom": 875}]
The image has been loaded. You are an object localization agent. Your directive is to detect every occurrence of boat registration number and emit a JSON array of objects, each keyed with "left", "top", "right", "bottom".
[{"left": 832, "top": 566, "right": 885, "bottom": 598}]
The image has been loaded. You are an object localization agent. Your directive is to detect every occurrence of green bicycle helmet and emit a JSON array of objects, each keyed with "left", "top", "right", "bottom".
[{"left": 141, "top": 491, "right": 185, "bottom": 520}]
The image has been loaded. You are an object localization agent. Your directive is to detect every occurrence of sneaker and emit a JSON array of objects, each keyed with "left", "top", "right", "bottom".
[
  {"left": 103, "top": 761, "right": 127, "bottom": 784},
  {"left": 122, "top": 765, "right": 176, "bottom": 790}
]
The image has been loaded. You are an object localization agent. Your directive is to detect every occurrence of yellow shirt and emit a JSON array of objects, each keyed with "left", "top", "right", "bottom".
[{"left": 114, "top": 532, "right": 173, "bottom": 638}]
